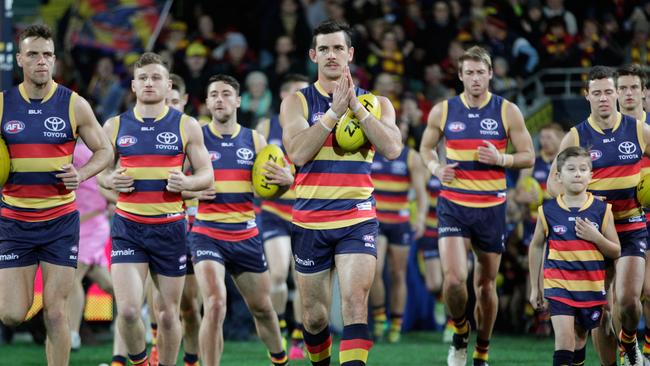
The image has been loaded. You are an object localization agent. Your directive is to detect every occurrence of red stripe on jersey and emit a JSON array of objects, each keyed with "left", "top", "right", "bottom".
[
  {"left": 544, "top": 268, "right": 605, "bottom": 282},
  {"left": 454, "top": 169, "right": 505, "bottom": 181},
  {"left": 118, "top": 191, "right": 182, "bottom": 204},
  {"left": 609, "top": 198, "right": 640, "bottom": 212},
  {"left": 192, "top": 225, "right": 258, "bottom": 241},
  {"left": 295, "top": 173, "right": 374, "bottom": 187},
  {"left": 115, "top": 209, "right": 184, "bottom": 224},
  {"left": 261, "top": 200, "right": 292, "bottom": 214},
  {"left": 120, "top": 154, "right": 184, "bottom": 168},
  {"left": 8, "top": 141, "right": 76, "bottom": 158},
  {"left": 592, "top": 164, "right": 641, "bottom": 179},
  {"left": 641, "top": 157, "right": 650, "bottom": 168},
  {"left": 374, "top": 194, "right": 408, "bottom": 203},
  {"left": 377, "top": 212, "right": 410, "bottom": 223},
  {"left": 292, "top": 207, "right": 376, "bottom": 223},
  {"left": 440, "top": 190, "right": 505, "bottom": 204},
  {"left": 1, "top": 202, "right": 77, "bottom": 222},
  {"left": 2, "top": 183, "right": 70, "bottom": 198},
  {"left": 548, "top": 240, "right": 598, "bottom": 252},
  {"left": 424, "top": 229, "right": 438, "bottom": 238},
  {"left": 371, "top": 174, "right": 409, "bottom": 183},
  {"left": 214, "top": 169, "right": 252, "bottom": 181},
  {"left": 197, "top": 202, "right": 254, "bottom": 214},
  {"left": 547, "top": 296, "right": 607, "bottom": 308},
  {"left": 615, "top": 221, "right": 647, "bottom": 232},
  {"left": 446, "top": 139, "right": 508, "bottom": 150}
]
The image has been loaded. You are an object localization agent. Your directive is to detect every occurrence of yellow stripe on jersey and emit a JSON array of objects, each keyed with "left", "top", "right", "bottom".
[
  {"left": 296, "top": 185, "right": 374, "bottom": 200},
  {"left": 445, "top": 178, "right": 507, "bottom": 192},
  {"left": 501, "top": 100, "right": 510, "bottom": 133},
  {"left": 445, "top": 198, "right": 504, "bottom": 208},
  {"left": 447, "top": 147, "right": 506, "bottom": 162},
  {"left": 69, "top": 92, "right": 78, "bottom": 138},
  {"left": 612, "top": 208, "right": 642, "bottom": 220},
  {"left": 125, "top": 167, "right": 181, "bottom": 180},
  {"left": 261, "top": 205, "right": 292, "bottom": 221},
  {"left": 117, "top": 201, "right": 183, "bottom": 216},
  {"left": 3, "top": 193, "right": 75, "bottom": 209},
  {"left": 195, "top": 210, "right": 255, "bottom": 223},
  {"left": 638, "top": 120, "right": 646, "bottom": 154},
  {"left": 313, "top": 146, "right": 374, "bottom": 162},
  {"left": 543, "top": 278, "right": 605, "bottom": 292},
  {"left": 602, "top": 203, "right": 612, "bottom": 233},
  {"left": 372, "top": 180, "right": 410, "bottom": 192},
  {"left": 213, "top": 181, "right": 253, "bottom": 193},
  {"left": 570, "top": 127, "right": 579, "bottom": 146},
  {"left": 296, "top": 92, "right": 308, "bottom": 120},
  {"left": 11, "top": 156, "right": 73, "bottom": 172},
  {"left": 376, "top": 201, "right": 409, "bottom": 211},
  {"left": 439, "top": 100, "right": 449, "bottom": 131},
  {"left": 279, "top": 189, "right": 296, "bottom": 200},
  {"left": 179, "top": 114, "right": 188, "bottom": 148},
  {"left": 112, "top": 117, "right": 121, "bottom": 147},
  {"left": 539, "top": 206, "right": 548, "bottom": 236},
  {"left": 547, "top": 249, "right": 604, "bottom": 262},
  {"left": 296, "top": 216, "right": 372, "bottom": 230},
  {"left": 252, "top": 129, "right": 261, "bottom": 153},
  {"left": 339, "top": 349, "right": 369, "bottom": 364},
  {"left": 589, "top": 175, "right": 639, "bottom": 191},
  {"left": 426, "top": 217, "right": 438, "bottom": 226}
]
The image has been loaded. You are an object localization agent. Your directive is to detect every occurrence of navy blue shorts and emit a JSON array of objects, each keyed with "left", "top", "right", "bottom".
[
  {"left": 291, "top": 219, "right": 378, "bottom": 274},
  {"left": 548, "top": 298, "right": 603, "bottom": 331},
  {"left": 0, "top": 211, "right": 80, "bottom": 269},
  {"left": 260, "top": 210, "right": 292, "bottom": 242},
  {"left": 417, "top": 235, "right": 439, "bottom": 260},
  {"left": 111, "top": 215, "right": 188, "bottom": 277},
  {"left": 189, "top": 232, "right": 267, "bottom": 275},
  {"left": 378, "top": 221, "right": 413, "bottom": 246},
  {"left": 437, "top": 196, "right": 506, "bottom": 254},
  {"left": 617, "top": 225, "right": 648, "bottom": 258}
]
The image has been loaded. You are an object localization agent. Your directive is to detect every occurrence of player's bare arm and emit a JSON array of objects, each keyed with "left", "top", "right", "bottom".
[
  {"left": 409, "top": 151, "right": 428, "bottom": 239},
  {"left": 528, "top": 216, "right": 546, "bottom": 310},
  {"left": 420, "top": 101, "right": 457, "bottom": 182},
  {"left": 280, "top": 93, "right": 332, "bottom": 166},
  {"left": 56, "top": 96, "right": 113, "bottom": 190},
  {"left": 547, "top": 130, "right": 578, "bottom": 198},
  {"left": 642, "top": 121, "right": 650, "bottom": 158},
  {"left": 353, "top": 95, "right": 401, "bottom": 159},
  {"left": 477, "top": 101, "right": 534, "bottom": 169},
  {"left": 97, "top": 117, "right": 134, "bottom": 193},
  {"left": 168, "top": 116, "right": 213, "bottom": 193}
]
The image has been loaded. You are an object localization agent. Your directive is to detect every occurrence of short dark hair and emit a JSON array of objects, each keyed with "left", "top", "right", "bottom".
[
  {"left": 134, "top": 52, "right": 168, "bottom": 72},
  {"left": 169, "top": 73, "right": 186, "bottom": 96},
  {"left": 539, "top": 122, "right": 565, "bottom": 137},
  {"left": 311, "top": 20, "right": 352, "bottom": 49},
  {"left": 586, "top": 65, "right": 615, "bottom": 90},
  {"left": 207, "top": 74, "right": 240, "bottom": 95},
  {"left": 556, "top": 146, "right": 592, "bottom": 173},
  {"left": 617, "top": 64, "right": 647, "bottom": 90},
  {"left": 280, "top": 74, "right": 309, "bottom": 92},
  {"left": 18, "top": 24, "right": 53, "bottom": 49}
]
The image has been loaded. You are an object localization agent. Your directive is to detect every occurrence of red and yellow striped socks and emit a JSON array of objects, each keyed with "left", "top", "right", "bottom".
[
  {"left": 340, "top": 323, "right": 373, "bottom": 366},
  {"left": 372, "top": 306, "right": 387, "bottom": 339},
  {"left": 472, "top": 337, "right": 490, "bottom": 365},
  {"left": 304, "top": 327, "right": 332, "bottom": 366},
  {"left": 128, "top": 350, "right": 148, "bottom": 366},
  {"left": 644, "top": 327, "right": 650, "bottom": 355},
  {"left": 269, "top": 350, "right": 289, "bottom": 366},
  {"left": 110, "top": 355, "right": 127, "bottom": 366}
]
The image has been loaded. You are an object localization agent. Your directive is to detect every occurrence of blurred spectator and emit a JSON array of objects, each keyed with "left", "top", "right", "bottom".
[
  {"left": 240, "top": 71, "right": 273, "bottom": 128},
  {"left": 180, "top": 42, "right": 216, "bottom": 116},
  {"left": 399, "top": 94, "right": 425, "bottom": 149},
  {"left": 53, "top": 54, "right": 81, "bottom": 93},
  {"left": 86, "top": 57, "right": 125, "bottom": 123},
  {"left": 626, "top": 20, "right": 650, "bottom": 65},
  {"left": 302, "top": 0, "right": 328, "bottom": 30},
  {"left": 215, "top": 32, "right": 258, "bottom": 84},
  {"left": 543, "top": 0, "right": 577, "bottom": 36},
  {"left": 373, "top": 72, "right": 401, "bottom": 115},
  {"left": 440, "top": 39, "right": 465, "bottom": 93},
  {"left": 265, "top": 35, "right": 307, "bottom": 105},
  {"left": 326, "top": 0, "right": 348, "bottom": 23},
  {"left": 367, "top": 29, "right": 408, "bottom": 78},
  {"left": 193, "top": 15, "right": 222, "bottom": 51},
  {"left": 520, "top": 1, "right": 546, "bottom": 50},
  {"left": 422, "top": 0, "right": 458, "bottom": 65},
  {"left": 484, "top": 15, "right": 539, "bottom": 76},
  {"left": 576, "top": 18, "right": 624, "bottom": 68},
  {"left": 628, "top": 0, "right": 650, "bottom": 33},
  {"left": 261, "top": 0, "right": 312, "bottom": 67},
  {"left": 540, "top": 16, "right": 576, "bottom": 68},
  {"left": 455, "top": 13, "right": 487, "bottom": 46},
  {"left": 423, "top": 64, "right": 450, "bottom": 105},
  {"left": 492, "top": 57, "right": 518, "bottom": 97}
]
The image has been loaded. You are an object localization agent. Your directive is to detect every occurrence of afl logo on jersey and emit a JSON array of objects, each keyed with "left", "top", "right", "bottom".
[
  {"left": 552, "top": 225, "right": 567, "bottom": 235},
  {"left": 118, "top": 135, "right": 138, "bottom": 147},
  {"left": 4, "top": 120, "right": 24, "bottom": 134},
  {"left": 448, "top": 122, "right": 466, "bottom": 132},
  {"left": 589, "top": 150, "right": 602, "bottom": 161},
  {"left": 208, "top": 151, "right": 221, "bottom": 161}
]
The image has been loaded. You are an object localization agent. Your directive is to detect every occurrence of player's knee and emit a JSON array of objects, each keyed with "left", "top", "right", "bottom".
[
  {"left": 389, "top": 267, "right": 407, "bottom": 283},
  {"left": 443, "top": 275, "right": 466, "bottom": 292},
  {"left": 203, "top": 295, "right": 227, "bottom": 322},
  {"left": 0, "top": 312, "right": 25, "bottom": 327},
  {"left": 475, "top": 278, "right": 497, "bottom": 300},
  {"left": 616, "top": 293, "right": 641, "bottom": 313},
  {"left": 270, "top": 271, "right": 288, "bottom": 287},
  {"left": 157, "top": 308, "right": 180, "bottom": 330},
  {"left": 426, "top": 278, "right": 443, "bottom": 294},
  {"left": 249, "top": 301, "right": 274, "bottom": 320},
  {"left": 303, "top": 308, "right": 329, "bottom": 332},
  {"left": 118, "top": 303, "right": 142, "bottom": 324},
  {"left": 43, "top": 307, "right": 67, "bottom": 328}
]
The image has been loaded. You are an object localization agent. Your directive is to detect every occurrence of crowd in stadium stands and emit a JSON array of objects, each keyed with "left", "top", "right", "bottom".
[{"left": 8, "top": 0, "right": 650, "bottom": 341}]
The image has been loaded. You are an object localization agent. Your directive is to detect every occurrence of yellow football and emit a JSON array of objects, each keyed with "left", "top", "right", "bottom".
[
  {"left": 0, "top": 137, "right": 10, "bottom": 186},
  {"left": 252, "top": 144, "right": 286, "bottom": 199},
  {"left": 335, "top": 94, "right": 381, "bottom": 152},
  {"left": 637, "top": 174, "right": 650, "bottom": 208},
  {"left": 519, "top": 176, "right": 543, "bottom": 211}
]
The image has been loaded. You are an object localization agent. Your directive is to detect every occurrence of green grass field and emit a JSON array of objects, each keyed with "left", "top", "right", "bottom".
[{"left": 0, "top": 331, "right": 603, "bottom": 365}]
